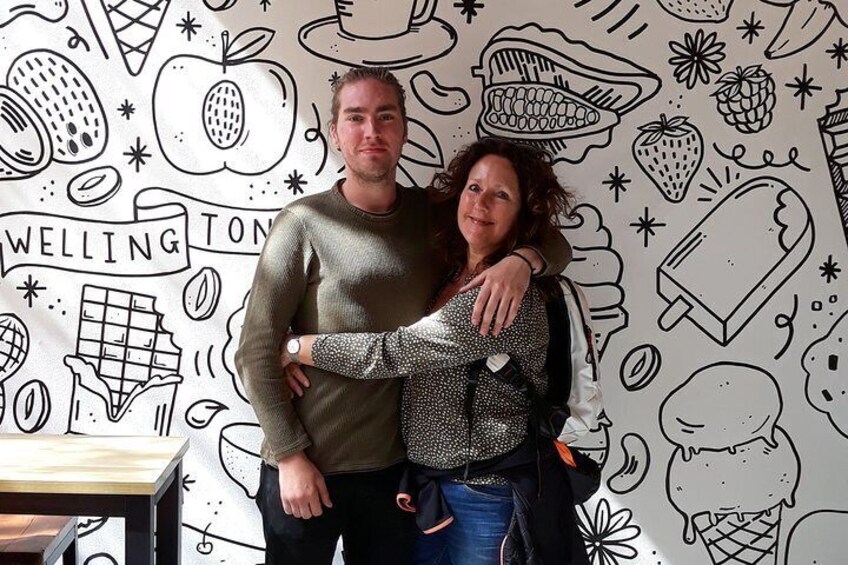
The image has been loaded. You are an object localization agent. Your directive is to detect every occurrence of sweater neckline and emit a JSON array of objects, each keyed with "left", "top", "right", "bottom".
[{"left": 331, "top": 179, "right": 404, "bottom": 221}]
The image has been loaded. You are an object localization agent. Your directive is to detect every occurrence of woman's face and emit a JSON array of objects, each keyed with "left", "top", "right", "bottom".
[{"left": 457, "top": 154, "right": 522, "bottom": 259}]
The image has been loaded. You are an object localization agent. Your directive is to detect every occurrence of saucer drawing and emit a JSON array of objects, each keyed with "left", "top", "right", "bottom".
[{"left": 298, "top": 16, "right": 457, "bottom": 70}]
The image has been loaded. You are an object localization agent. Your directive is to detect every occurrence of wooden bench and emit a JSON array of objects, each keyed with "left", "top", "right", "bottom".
[{"left": 0, "top": 515, "right": 77, "bottom": 565}]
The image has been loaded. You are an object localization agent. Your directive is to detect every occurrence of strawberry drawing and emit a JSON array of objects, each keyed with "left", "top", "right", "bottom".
[
  {"left": 656, "top": 0, "right": 734, "bottom": 22},
  {"left": 632, "top": 114, "right": 704, "bottom": 203}
]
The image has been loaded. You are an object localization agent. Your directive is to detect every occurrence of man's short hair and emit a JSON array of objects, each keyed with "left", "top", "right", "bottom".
[{"left": 330, "top": 67, "right": 407, "bottom": 125}]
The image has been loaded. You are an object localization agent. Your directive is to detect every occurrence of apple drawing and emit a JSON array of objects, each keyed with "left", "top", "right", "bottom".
[{"left": 153, "top": 28, "right": 297, "bottom": 176}]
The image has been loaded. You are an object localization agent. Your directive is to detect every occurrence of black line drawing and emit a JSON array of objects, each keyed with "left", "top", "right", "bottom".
[
  {"left": 656, "top": 0, "right": 734, "bottom": 22},
  {"left": 576, "top": 498, "right": 641, "bottom": 564},
  {"left": 602, "top": 165, "right": 631, "bottom": 203},
  {"left": 304, "top": 102, "right": 328, "bottom": 176},
  {"left": 203, "top": 0, "right": 238, "bottom": 11},
  {"left": 260, "top": 0, "right": 271, "bottom": 12},
  {"left": 185, "top": 398, "right": 228, "bottom": 429},
  {"left": 712, "top": 65, "right": 776, "bottom": 133},
  {"left": 153, "top": 28, "right": 297, "bottom": 176},
  {"left": 765, "top": 0, "right": 847, "bottom": 60},
  {"left": 78, "top": 517, "right": 109, "bottom": 538},
  {"left": 284, "top": 170, "right": 307, "bottom": 195},
  {"left": 738, "top": 11, "right": 764, "bottom": 45},
  {"left": 84, "top": 553, "right": 118, "bottom": 565},
  {"left": 298, "top": 0, "right": 457, "bottom": 70},
  {"left": 4, "top": 50, "right": 109, "bottom": 171},
  {"left": 633, "top": 114, "right": 703, "bottom": 203},
  {"left": 183, "top": 522, "right": 264, "bottom": 552},
  {"left": 220, "top": 422, "right": 263, "bottom": 498},
  {"left": 786, "top": 63, "right": 822, "bottom": 111},
  {"left": 820, "top": 254, "right": 841, "bottom": 283},
  {"left": 0, "top": 86, "right": 52, "bottom": 180},
  {"left": 697, "top": 165, "right": 740, "bottom": 203},
  {"left": 712, "top": 142, "right": 812, "bottom": 172},
  {"left": 13, "top": 379, "right": 51, "bottom": 433},
  {"left": 630, "top": 207, "right": 666, "bottom": 248},
  {"left": 67, "top": 166, "right": 122, "bottom": 207},
  {"left": 818, "top": 89, "right": 848, "bottom": 252},
  {"left": 79, "top": 0, "right": 109, "bottom": 60},
  {"left": 668, "top": 29, "right": 726, "bottom": 90},
  {"left": 607, "top": 433, "right": 650, "bottom": 495},
  {"left": 0, "top": 313, "right": 29, "bottom": 426},
  {"left": 573, "top": 0, "right": 649, "bottom": 40},
  {"left": 657, "top": 177, "right": 815, "bottom": 346},
  {"left": 411, "top": 71, "right": 470, "bottom": 115},
  {"left": 176, "top": 11, "right": 201, "bottom": 41},
  {"left": 396, "top": 117, "right": 445, "bottom": 187},
  {"left": 661, "top": 362, "right": 800, "bottom": 560},
  {"left": 123, "top": 137, "right": 151, "bottom": 172},
  {"left": 16, "top": 274, "right": 46, "bottom": 308},
  {"left": 559, "top": 204, "right": 628, "bottom": 357},
  {"left": 827, "top": 37, "right": 848, "bottom": 68},
  {"left": 117, "top": 99, "right": 136, "bottom": 120},
  {"left": 223, "top": 292, "right": 249, "bottom": 403},
  {"left": 785, "top": 510, "right": 848, "bottom": 564},
  {"left": 802, "top": 310, "right": 847, "bottom": 438},
  {"left": 66, "top": 26, "right": 91, "bottom": 52},
  {"left": 571, "top": 412, "right": 613, "bottom": 470},
  {"left": 472, "top": 23, "right": 661, "bottom": 164},
  {"left": 183, "top": 267, "right": 222, "bottom": 321},
  {"left": 100, "top": 0, "right": 171, "bottom": 76},
  {"left": 0, "top": 0, "right": 68, "bottom": 27},
  {"left": 620, "top": 344, "right": 661, "bottom": 392},
  {"left": 64, "top": 285, "right": 183, "bottom": 435},
  {"left": 773, "top": 293, "right": 798, "bottom": 360},
  {"left": 454, "top": 0, "right": 484, "bottom": 24}
]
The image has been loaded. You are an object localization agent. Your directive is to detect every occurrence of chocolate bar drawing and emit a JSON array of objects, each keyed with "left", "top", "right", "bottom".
[
  {"left": 817, "top": 89, "right": 848, "bottom": 252},
  {"left": 657, "top": 177, "right": 814, "bottom": 346}
]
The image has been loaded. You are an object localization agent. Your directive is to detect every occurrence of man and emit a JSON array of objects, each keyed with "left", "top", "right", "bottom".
[{"left": 236, "top": 66, "right": 571, "bottom": 564}]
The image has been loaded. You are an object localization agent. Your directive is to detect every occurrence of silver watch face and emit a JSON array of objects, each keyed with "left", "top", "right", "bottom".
[{"left": 287, "top": 339, "right": 300, "bottom": 355}]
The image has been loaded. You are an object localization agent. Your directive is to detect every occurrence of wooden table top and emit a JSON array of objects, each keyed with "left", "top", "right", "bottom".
[{"left": 0, "top": 435, "right": 189, "bottom": 496}]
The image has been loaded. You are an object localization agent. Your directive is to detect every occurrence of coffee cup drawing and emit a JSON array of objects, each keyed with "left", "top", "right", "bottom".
[{"left": 298, "top": 0, "right": 456, "bottom": 69}]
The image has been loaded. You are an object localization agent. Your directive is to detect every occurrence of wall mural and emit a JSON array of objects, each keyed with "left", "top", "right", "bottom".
[{"left": 0, "top": 0, "right": 846, "bottom": 563}]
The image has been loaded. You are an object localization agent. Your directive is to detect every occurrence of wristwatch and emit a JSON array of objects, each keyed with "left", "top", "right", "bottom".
[{"left": 286, "top": 335, "right": 301, "bottom": 364}]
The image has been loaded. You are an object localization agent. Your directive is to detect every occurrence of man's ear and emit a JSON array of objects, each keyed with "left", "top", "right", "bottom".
[{"left": 329, "top": 122, "right": 339, "bottom": 150}]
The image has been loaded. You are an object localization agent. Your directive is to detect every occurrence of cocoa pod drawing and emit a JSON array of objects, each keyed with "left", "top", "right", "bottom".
[{"left": 472, "top": 23, "right": 660, "bottom": 164}]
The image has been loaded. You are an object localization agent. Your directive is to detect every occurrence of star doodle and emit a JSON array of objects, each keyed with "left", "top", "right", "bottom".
[
  {"left": 124, "top": 137, "right": 151, "bottom": 173},
  {"left": 737, "top": 12, "right": 764, "bottom": 45},
  {"left": 176, "top": 11, "right": 201, "bottom": 41},
  {"left": 16, "top": 275, "right": 46, "bottom": 308},
  {"left": 601, "top": 166, "right": 631, "bottom": 203},
  {"left": 328, "top": 71, "right": 341, "bottom": 88},
  {"left": 785, "top": 63, "right": 822, "bottom": 111},
  {"left": 285, "top": 170, "right": 307, "bottom": 195},
  {"left": 454, "top": 0, "right": 484, "bottom": 24},
  {"left": 260, "top": 0, "right": 271, "bottom": 11},
  {"left": 629, "top": 207, "right": 666, "bottom": 248},
  {"left": 827, "top": 38, "right": 848, "bottom": 70},
  {"left": 183, "top": 474, "right": 195, "bottom": 492},
  {"left": 819, "top": 255, "right": 841, "bottom": 283},
  {"left": 118, "top": 99, "right": 135, "bottom": 120}
]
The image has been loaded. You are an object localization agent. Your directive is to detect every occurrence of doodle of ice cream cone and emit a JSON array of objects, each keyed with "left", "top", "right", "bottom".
[
  {"left": 100, "top": 0, "right": 171, "bottom": 76},
  {"left": 693, "top": 505, "right": 783, "bottom": 565}
]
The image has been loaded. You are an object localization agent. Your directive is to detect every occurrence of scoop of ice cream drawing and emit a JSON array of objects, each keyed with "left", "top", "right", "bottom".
[
  {"left": 802, "top": 310, "right": 847, "bottom": 438},
  {"left": 560, "top": 204, "right": 628, "bottom": 357},
  {"left": 784, "top": 510, "right": 848, "bottom": 565},
  {"left": 662, "top": 362, "right": 800, "bottom": 565},
  {"left": 660, "top": 362, "right": 782, "bottom": 459},
  {"left": 657, "top": 176, "right": 814, "bottom": 345}
]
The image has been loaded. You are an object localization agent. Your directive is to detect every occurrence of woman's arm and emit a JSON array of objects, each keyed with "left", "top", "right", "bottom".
[{"left": 283, "top": 287, "right": 545, "bottom": 381}]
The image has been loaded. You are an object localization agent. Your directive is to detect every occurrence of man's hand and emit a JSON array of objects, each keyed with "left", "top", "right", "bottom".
[
  {"left": 284, "top": 363, "right": 311, "bottom": 398},
  {"left": 461, "top": 252, "right": 537, "bottom": 336},
  {"left": 277, "top": 451, "right": 332, "bottom": 519}
]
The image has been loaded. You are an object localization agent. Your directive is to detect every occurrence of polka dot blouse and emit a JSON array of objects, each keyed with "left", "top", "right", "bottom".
[{"left": 312, "top": 285, "right": 549, "bottom": 473}]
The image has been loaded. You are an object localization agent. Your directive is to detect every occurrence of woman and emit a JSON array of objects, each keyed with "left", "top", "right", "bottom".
[{"left": 283, "top": 138, "right": 578, "bottom": 564}]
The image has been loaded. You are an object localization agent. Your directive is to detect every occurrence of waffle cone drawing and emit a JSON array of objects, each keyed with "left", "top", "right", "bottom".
[
  {"left": 694, "top": 505, "right": 782, "bottom": 565},
  {"left": 101, "top": 0, "right": 171, "bottom": 76}
]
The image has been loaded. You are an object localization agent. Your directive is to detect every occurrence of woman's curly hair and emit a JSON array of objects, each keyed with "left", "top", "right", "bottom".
[{"left": 428, "top": 137, "right": 575, "bottom": 274}]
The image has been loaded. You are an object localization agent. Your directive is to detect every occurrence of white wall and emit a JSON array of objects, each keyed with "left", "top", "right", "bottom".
[{"left": 0, "top": 0, "right": 846, "bottom": 563}]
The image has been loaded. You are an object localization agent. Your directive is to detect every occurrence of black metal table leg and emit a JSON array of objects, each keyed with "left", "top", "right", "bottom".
[
  {"left": 156, "top": 462, "right": 182, "bottom": 564},
  {"left": 125, "top": 496, "right": 154, "bottom": 565}
]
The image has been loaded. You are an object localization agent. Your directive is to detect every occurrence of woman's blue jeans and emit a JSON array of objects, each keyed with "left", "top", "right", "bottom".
[{"left": 414, "top": 480, "right": 515, "bottom": 565}]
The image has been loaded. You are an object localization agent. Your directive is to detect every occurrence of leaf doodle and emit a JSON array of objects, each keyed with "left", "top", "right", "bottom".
[
  {"left": 225, "top": 28, "right": 275, "bottom": 63},
  {"left": 401, "top": 118, "right": 444, "bottom": 168},
  {"left": 186, "top": 399, "right": 229, "bottom": 429}
]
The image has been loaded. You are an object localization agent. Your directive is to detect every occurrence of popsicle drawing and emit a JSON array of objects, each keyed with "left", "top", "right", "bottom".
[{"left": 657, "top": 176, "right": 815, "bottom": 346}]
